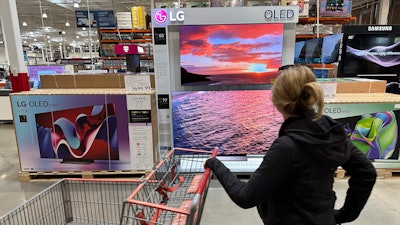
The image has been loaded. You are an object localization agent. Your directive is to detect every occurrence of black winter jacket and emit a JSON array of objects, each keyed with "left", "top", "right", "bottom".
[{"left": 205, "top": 115, "right": 377, "bottom": 225}]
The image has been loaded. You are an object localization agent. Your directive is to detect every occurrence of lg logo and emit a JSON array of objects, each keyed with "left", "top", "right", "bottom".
[
  {"left": 154, "top": 10, "right": 168, "bottom": 24},
  {"left": 154, "top": 9, "right": 184, "bottom": 24}
]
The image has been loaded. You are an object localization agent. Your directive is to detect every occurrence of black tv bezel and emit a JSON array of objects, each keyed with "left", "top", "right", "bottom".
[{"left": 338, "top": 25, "right": 400, "bottom": 83}]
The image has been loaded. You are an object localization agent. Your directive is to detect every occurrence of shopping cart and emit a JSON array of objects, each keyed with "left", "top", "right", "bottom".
[
  {"left": 120, "top": 147, "right": 218, "bottom": 225},
  {"left": 0, "top": 147, "right": 217, "bottom": 225},
  {"left": 0, "top": 178, "right": 144, "bottom": 225}
]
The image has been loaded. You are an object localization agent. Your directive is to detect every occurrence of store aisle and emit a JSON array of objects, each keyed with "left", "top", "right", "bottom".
[{"left": 1, "top": 122, "right": 400, "bottom": 224}]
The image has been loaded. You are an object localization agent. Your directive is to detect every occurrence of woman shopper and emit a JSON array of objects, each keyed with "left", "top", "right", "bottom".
[{"left": 204, "top": 64, "right": 377, "bottom": 225}]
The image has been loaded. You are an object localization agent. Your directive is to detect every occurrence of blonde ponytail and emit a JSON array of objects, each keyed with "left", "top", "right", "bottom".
[{"left": 272, "top": 65, "right": 324, "bottom": 120}]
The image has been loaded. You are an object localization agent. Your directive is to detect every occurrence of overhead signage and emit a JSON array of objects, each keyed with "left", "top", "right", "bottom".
[
  {"left": 75, "top": 10, "right": 116, "bottom": 28},
  {"left": 151, "top": 6, "right": 299, "bottom": 27},
  {"left": 114, "top": 44, "right": 146, "bottom": 55}
]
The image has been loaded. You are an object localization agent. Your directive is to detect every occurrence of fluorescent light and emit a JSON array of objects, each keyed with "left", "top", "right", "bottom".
[
  {"left": 42, "top": 13, "right": 47, "bottom": 18},
  {"left": 65, "top": 21, "right": 70, "bottom": 27},
  {"left": 22, "top": 22, "right": 27, "bottom": 26},
  {"left": 82, "top": 27, "right": 86, "bottom": 30},
  {"left": 74, "top": 3, "right": 79, "bottom": 8}
]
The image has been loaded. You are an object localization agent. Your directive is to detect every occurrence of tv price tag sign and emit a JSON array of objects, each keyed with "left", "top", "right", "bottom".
[
  {"left": 126, "top": 95, "right": 151, "bottom": 111},
  {"left": 124, "top": 75, "right": 152, "bottom": 93}
]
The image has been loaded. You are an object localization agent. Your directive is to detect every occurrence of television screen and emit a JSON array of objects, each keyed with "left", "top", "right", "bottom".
[
  {"left": 179, "top": 24, "right": 284, "bottom": 86},
  {"left": 321, "top": 34, "right": 342, "bottom": 64},
  {"left": 28, "top": 65, "right": 66, "bottom": 88},
  {"left": 305, "top": 38, "right": 323, "bottom": 64},
  {"left": 35, "top": 104, "right": 119, "bottom": 162},
  {"left": 294, "top": 41, "right": 306, "bottom": 64},
  {"left": 339, "top": 30, "right": 400, "bottom": 81},
  {"left": 172, "top": 90, "right": 283, "bottom": 155}
]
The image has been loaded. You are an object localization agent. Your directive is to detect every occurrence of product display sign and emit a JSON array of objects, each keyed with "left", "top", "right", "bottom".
[
  {"left": 126, "top": 94, "right": 155, "bottom": 170},
  {"left": 114, "top": 44, "right": 146, "bottom": 55},
  {"left": 151, "top": 6, "right": 299, "bottom": 27}
]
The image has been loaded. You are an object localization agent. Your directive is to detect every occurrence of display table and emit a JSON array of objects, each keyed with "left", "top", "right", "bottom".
[{"left": 0, "top": 89, "right": 13, "bottom": 121}]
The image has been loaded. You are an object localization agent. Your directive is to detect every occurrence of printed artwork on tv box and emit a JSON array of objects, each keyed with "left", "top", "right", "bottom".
[
  {"left": 172, "top": 90, "right": 284, "bottom": 155},
  {"left": 337, "top": 110, "right": 400, "bottom": 160},
  {"left": 179, "top": 24, "right": 284, "bottom": 86},
  {"left": 35, "top": 104, "right": 119, "bottom": 162}
]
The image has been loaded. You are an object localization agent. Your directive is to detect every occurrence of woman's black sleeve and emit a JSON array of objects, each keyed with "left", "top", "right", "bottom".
[
  {"left": 205, "top": 137, "right": 294, "bottom": 209},
  {"left": 335, "top": 141, "right": 377, "bottom": 224}
]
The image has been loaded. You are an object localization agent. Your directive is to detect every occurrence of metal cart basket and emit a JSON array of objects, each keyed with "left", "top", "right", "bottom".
[
  {"left": 120, "top": 147, "right": 218, "bottom": 225},
  {"left": 0, "top": 147, "right": 217, "bottom": 225},
  {"left": 0, "top": 178, "right": 143, "bottom": 225}
]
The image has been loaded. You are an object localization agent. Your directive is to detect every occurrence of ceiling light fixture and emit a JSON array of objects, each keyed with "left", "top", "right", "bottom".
[
  {"left": 82, "top": 27, "right": 86, "bottom": 30},
  {"left": 65, "top": 21, "right": 70, "bottom": 27},
  {"left": 74, "top": 3, "right": 79, "bottom": 8},
  {"left": 22, "top": 22, "right": 27, "bottom": 26},
  {"left": 42, "top": 13, "right": 48, "bottom": 18}
]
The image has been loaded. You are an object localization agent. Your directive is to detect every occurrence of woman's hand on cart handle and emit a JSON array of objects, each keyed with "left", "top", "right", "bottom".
[{"left": 204, "top": 147, "right": 219, "bottom": 169}]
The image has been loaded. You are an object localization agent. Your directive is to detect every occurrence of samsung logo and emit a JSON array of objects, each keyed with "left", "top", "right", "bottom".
[{"left": 368, "top": 26, "right": 392, "bottom": 31}]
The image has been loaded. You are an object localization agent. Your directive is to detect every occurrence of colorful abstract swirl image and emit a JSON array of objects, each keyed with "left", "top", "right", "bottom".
[
  {"left": 346, "top": 111, "right": 398, "bottom": 159},
  {"left": 36, "top": 104, "right": 119, "bottom": 161}
]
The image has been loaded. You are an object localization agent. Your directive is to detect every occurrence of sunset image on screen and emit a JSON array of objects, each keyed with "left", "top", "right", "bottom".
[{"left": 179, "top": 23, "right": 284, "bottom": 86}]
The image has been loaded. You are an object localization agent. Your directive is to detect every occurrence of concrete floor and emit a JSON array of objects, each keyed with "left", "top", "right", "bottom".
[{"left": 1, "top": 122, "right": 400, "bottom": 224}]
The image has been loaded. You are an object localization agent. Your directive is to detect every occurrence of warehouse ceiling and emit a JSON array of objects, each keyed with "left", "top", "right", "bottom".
[{"left": 0, "top": 0, "right": 380, "bottom": 51}]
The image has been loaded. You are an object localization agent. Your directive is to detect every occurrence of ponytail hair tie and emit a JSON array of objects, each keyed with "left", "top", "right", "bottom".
[{"left": 301, "top": 89, "right": 309, "bottom": 99}]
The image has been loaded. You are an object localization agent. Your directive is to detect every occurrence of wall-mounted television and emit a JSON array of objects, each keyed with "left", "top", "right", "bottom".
[
  {"left": 321, "top": 34, "right": 342, "bottom": 64},
  {"left": 172, "top": 90, "right": 283, "bottom": 155},
  {"left": 35, "top": 103, "right": 118, "bottom": 163},
  {"left": 179, "top": 23, "right": 284, "bottom": 86},
  {"left": 338, "top": 25, "right": 400, "bottom": 82}
]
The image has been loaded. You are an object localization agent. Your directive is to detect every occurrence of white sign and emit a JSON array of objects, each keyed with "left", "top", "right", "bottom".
[
  {"left": 124, "top": 75, "right": 152, "bottom": 93},
  {"left": 126, "top": 94, "right": 151, "bottom": 110},
  {"left": 129, "top": 124, "right": 154, "bottom": 170}
]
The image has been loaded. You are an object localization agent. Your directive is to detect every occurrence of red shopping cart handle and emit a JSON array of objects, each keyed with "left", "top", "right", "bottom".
[{"left": 197, "top": 147, "right": 219, "bottom": 195}]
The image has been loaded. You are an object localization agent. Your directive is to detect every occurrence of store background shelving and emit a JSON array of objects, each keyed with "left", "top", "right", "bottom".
[{"left": 98, "top": 28, "right": 153, "bottom": 72}]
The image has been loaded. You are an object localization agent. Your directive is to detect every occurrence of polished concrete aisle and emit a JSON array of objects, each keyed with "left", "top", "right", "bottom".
[{"left": 1, "top": 122, "right": 400, "bottom": 224}]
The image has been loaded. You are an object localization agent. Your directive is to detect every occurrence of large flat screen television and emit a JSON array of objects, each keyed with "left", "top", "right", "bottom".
[
  {"left": 294, "top": 40, "right": 306, "bottom": 64},
  {"left": 172, "top": 90, "right": 283, "bottom": 155},
  {"left": 179, "top": 23, "right": 284, "bottom": 86},
  {"left": 321, "top": 34, "right": 342, "bottom": 64},
  {"left": 35, "top": 104, "right": 119, "bottom": 163},
  {"left": 305, "top": 38, "right": 323, "bottom": 64},
  {"left": 338, "top": 25, "right": 400, "bottom": 82}
]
